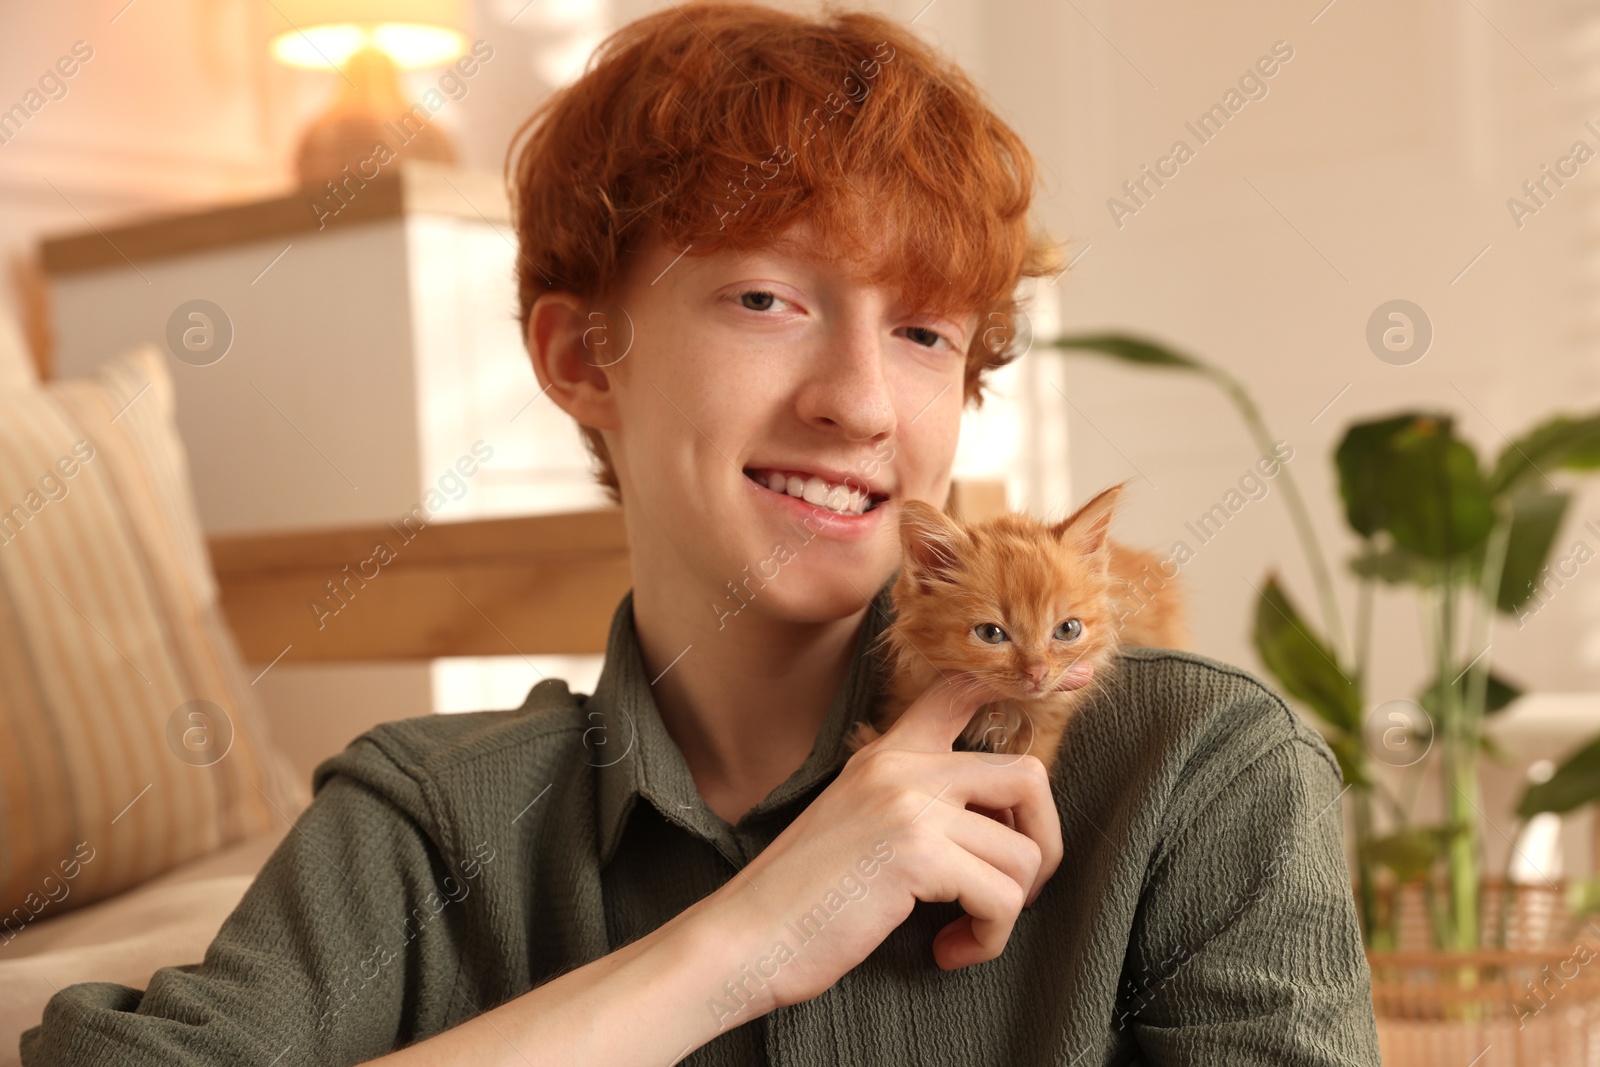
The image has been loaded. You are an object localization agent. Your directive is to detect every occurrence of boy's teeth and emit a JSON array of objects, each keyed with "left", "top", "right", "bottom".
[{"left": 752, "top": 469, "right": 872, "bottom": 515}]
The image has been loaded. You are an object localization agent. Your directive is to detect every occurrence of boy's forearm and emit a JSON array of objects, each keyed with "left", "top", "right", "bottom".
[{"left": 369, "top": 891, "right": 763, "bottom": 1067}]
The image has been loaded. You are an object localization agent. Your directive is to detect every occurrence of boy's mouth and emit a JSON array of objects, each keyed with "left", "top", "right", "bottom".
[{"left": 742, "top": 467, "right": 888, "bottom": 518}]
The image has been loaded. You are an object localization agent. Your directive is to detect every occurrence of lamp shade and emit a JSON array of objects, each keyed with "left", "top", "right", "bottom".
[{"left": 270, "top": 0, "right": 467, "bottom": 69}]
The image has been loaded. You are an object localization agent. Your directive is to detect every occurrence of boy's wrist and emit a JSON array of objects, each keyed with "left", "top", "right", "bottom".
[{"left": 661, "top": 885, "right": 781, "bottom": 1026}]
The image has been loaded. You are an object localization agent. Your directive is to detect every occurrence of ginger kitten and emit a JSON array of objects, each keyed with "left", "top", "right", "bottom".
[{"left": 846, "top": 481, "right": 1185, "bottom": 772}]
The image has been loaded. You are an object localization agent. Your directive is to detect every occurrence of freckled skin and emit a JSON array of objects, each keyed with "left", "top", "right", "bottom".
[{"left": 846, "top": 481, "right": 1186, "bottom": 771}]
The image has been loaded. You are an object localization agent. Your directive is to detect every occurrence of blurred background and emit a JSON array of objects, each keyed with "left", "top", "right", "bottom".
[{"left": 3, "top": 0, "right": 1599, "bottom": 929}]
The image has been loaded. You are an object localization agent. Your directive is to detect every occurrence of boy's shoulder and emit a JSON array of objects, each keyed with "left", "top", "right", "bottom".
[
  {"left": 1104, "top": 644, "right": 1336, "bottom": 770},
  {"left": 310, "top": 677, "right": 596, "bottom": 795},
  {"left": 1067, "top": 645, "right": 1343, "bottom": 819}
]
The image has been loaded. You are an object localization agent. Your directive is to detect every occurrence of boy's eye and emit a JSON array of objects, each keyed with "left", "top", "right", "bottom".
[
  {"left": 974, "top": 622, "right": 1008, "bottom": 644},
  {"left": 902, "top": 325, "right": 949, "bottom": 348},
  {"left": 736, "top": 289, "right": 781, "bottom": 312}
]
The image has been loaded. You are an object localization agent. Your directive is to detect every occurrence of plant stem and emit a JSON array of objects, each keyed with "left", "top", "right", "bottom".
[
  {"left": 1203, "top": 367, "right": 1349, "bottom": 663},
  {"left": 1423, "top": 870, "right": 1449, "bottom": 949},
  {"left": 1354, "top": 568, "right": 1374, "bottom": 694},
  {"left": 1495, "top": 819, "right": 1522, "bottom": 950},
  {"left": 1353, "top": 788, "right": 1382, "bottom": 948},
  {"left": 1474, "top": 510, "right": 1515, "bottom": 950},
  {"left": 1466, "top": 508, "right": 1512, "bottom": 748},
  {"left": 1438, "top": 571, "right": 1481, "bottom": 952}
]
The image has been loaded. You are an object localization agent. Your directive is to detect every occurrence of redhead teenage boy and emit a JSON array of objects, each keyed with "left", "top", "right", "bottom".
[{"left": 22, "top": 4, "right": 1381, "bottom": 1066}]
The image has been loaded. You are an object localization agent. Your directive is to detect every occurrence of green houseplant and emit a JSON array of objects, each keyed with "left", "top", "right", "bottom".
[{"left": 1042, "top": 332, "right": 1600, "bottom": 954}]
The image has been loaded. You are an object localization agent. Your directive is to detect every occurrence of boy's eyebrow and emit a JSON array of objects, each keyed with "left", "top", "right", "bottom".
[{"left": 721, "top": 229, "right": 978, "bottom": 331}]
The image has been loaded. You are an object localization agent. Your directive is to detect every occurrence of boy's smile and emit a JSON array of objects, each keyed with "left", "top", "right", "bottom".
[{"left": 740, "top": 466, "right": 888, "bottom": 520}]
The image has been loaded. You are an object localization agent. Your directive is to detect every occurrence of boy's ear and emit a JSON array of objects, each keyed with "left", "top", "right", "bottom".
[
  {"left": 526, "top": 292, "right": 624, "bottom": 431},
  {"left": 900, "top": 500, "right": 966, "bottom": 592}
]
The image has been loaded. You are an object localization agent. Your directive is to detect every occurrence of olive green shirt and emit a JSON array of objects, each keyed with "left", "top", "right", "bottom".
[{"left": 22, "top": 581, "right": 1381, "bottom": 1065}]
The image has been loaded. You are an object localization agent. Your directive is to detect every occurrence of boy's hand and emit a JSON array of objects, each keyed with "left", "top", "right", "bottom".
[{"left": 698, "top": 673, "right": 1064, "bottom": 1015}]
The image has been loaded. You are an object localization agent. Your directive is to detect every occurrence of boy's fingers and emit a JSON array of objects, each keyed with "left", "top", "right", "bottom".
[{"left": 882, "top": 673, "right": 1000, "bottom": 752}]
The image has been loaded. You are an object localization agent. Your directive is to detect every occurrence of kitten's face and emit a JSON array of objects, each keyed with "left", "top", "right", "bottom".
[{"left": 887, "top": 486, "right": 1127, "bottom": 702}]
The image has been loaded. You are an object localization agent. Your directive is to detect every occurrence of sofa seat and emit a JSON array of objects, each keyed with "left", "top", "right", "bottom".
[{"left": 0, "top": 828, "right": 287, "bottom": 1067}]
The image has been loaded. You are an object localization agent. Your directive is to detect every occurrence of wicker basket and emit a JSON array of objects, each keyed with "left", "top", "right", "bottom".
[{"left": 1368, "top": 881, "right": 1600, "bottom": 1066}]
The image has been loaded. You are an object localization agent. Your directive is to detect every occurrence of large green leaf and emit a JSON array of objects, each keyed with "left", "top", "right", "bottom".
[
  {"left": 1481, "top": 732, "right": 1516, "bottom": 766},
  {"left": 1517, "top": 732, "right": 1600, "bottom": 819},
  {"left": 1251, "top": 572, "right": 1363, "bottom": 741},
  {"left": 1336, "top": 414, "right": 1495, "bottom": 560},
  {"left": 1347, "top": 543, "right": 1445, "bottom": 587},
  {"left": 1486, "top": 413, "right": 1600, "bottom": 498},
  {"left": 1045, "top": 333, "right": 1205, "bottom": 371},
  {"left": 1324, "top": 732, "right": 1371, "bottom": 791},
  {"left": 1494, "top": 491, "right": 1571, "bottom": 613},
  {"left": 1415, "top": 664, "right": 1524, "bottom": 719},
  {"left": 1336, "top": 415, "right": 1417, "bottom": 538},
  {"left": 1385, "top": 416, "right": 1494, "bottom": 560},
  {"left": 1366, "top": 826, "right": 1453, "bottom": 882}
]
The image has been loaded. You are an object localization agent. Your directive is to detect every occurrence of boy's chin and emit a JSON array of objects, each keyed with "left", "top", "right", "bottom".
[{"left": 719, "top": 566, "right": 894, "bottom": 627}]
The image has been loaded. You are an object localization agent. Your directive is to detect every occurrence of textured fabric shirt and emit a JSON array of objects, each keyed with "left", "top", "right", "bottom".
[{"left": 22, "top": 580, "right": 1382, "bottom": 1065}]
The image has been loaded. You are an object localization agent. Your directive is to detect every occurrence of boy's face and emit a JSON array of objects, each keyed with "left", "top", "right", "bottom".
[{"left": 574, "top": 218, "right": 977, "bottom": 626}]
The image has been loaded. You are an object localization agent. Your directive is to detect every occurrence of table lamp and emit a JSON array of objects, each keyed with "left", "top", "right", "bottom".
[{"left": 270, "top": 0, "right": 468, "bottom": 187}]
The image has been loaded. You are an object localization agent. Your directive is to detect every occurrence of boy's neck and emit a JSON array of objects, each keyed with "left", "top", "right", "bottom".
[{"left": 630, "top": 576, "right": 870, "bottom": 826}]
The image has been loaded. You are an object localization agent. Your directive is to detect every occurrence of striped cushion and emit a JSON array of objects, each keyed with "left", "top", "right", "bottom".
[
  {"left": 0, "top": 307, "right": 35, "bottom": 389},
  {"left": 0, "top": 345, "right": 308, "bottom": 933}
]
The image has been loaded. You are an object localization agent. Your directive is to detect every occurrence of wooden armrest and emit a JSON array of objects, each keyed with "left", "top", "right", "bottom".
[
  {"left": 209, "top": 479, "right": 1007, "bottom": 664},
  {"left": 210, "top": 509, "right": 631, "bottom": 662}
]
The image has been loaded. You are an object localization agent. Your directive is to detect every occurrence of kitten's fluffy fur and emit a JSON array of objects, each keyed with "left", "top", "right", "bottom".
[{"left": 846, "top": 481, "right": 1185, "bottom": 771}]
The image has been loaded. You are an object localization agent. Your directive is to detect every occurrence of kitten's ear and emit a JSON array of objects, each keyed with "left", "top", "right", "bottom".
[
  {"left": 1052, "top": 480, "right": 1129, "bottom": 560},
  {"left": 899, "top": 500, "right": 966, "bottom": 591}
]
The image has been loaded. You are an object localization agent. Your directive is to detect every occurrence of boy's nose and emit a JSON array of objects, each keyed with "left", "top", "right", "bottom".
[{"left": 798, "top": 323, "right": 896, "bottom": 440}]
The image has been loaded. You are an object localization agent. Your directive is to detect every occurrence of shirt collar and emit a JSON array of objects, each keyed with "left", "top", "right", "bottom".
[{"left": 588, "top": 579, "right": 898, "bottom": 868}]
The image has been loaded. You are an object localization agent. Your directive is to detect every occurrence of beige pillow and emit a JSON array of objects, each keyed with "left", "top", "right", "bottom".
[
  {"left": 0, "top": 344, "right": 308, "bottom": 936},
  {"left": 0, "top": 304, "right": 36, "bottom": 389}
]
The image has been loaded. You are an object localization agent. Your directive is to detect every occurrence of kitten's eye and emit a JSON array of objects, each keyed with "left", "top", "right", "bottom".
[
  {"left": 1054, "top": 618, "right": 1083, "bottom": 641},
  {"left": 973, "top": 623, "right": 1008, "bottom": 644}
]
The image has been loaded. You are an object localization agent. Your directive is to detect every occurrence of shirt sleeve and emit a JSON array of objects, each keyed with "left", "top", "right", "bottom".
[
  {"left": 20, "top": 735, "right": 478, "bottom": 1067},
  {"left": 1117, "top": 719, "right": 1383, "bottom": 1066}
]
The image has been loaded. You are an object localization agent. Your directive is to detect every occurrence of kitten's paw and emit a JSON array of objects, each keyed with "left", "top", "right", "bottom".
[{"left": 844, "top": 720, "right": 884, "bottom": 754}]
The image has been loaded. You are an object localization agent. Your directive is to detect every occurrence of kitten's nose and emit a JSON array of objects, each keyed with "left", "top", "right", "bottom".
[{"left": 1024, "top": 664, "right": 1049, "bottom": 687}]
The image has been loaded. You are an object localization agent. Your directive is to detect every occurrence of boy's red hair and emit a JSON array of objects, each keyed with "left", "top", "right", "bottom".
[{"left": 506, "top": 1, "right": 1061, "bottom": 502}]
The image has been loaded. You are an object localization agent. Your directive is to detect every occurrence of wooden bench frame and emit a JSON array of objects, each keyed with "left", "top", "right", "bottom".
[{"left": 210, "top": 480, "right": 1009, "bottom": 662}]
